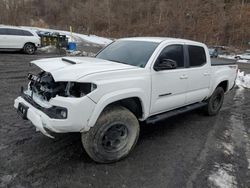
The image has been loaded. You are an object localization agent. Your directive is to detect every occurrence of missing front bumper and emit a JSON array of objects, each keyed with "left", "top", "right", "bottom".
[{"left": 14, "top": 97, "right": 55, "bottom": 138}]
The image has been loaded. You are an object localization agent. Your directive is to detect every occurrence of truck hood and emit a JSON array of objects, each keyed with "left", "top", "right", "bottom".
[{"left": 31, "top": 57, "right": 138, "bottom": 81}]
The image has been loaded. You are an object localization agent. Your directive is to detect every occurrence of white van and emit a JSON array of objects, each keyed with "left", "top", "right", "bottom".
[{"left": 0, "top": 26, "right": 41, "bottom": 54}]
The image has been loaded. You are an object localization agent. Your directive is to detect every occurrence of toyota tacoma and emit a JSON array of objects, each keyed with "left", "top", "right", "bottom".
[{"left": 14, "top": 37, "right": 238, "bottom": 163}]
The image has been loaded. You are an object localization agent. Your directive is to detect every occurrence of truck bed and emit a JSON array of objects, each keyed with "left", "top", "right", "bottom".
[{"left": 211, "top": 58, "right": 236, "bottom": 66}]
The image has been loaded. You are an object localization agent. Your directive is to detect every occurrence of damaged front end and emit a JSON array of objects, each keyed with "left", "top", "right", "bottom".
[
  {"left": 21, "top": 71, "right": 96, "bottom": 119},
  {"left": 14, "top": 58, "right": 99, "bottom": 138},
  {"left": 27, "top": 71, "right": 97, "bottom": 101}
]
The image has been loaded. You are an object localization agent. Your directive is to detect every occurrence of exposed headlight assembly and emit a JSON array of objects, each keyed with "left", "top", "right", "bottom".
[
  {"left": 28, "top": 72, "right": 97, "bottom": 100},
  {"left": 65, "top": 82, "right": 97, "bottom": 97}
]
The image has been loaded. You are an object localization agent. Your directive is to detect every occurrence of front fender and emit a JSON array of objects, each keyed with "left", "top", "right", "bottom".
[{"left": 85, "top": 88, "right": 149, "bottom": 131}]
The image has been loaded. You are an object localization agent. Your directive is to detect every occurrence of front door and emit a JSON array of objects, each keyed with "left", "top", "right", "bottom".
[{"left": 150, "top": 44, "right": 188, "bottom": 115}]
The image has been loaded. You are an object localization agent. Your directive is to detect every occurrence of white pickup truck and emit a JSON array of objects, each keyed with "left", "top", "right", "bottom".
[{"left": 14, "top": 37, "right": 238, "bottom": 163}]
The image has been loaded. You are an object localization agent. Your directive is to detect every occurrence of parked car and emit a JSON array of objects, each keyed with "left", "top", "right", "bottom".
[
  {"left": 208, "top": 48, "right": 218, "bottom": 58},
  {"left": 36, "top": 30, "right": 52, "bottom": 37},
  {"left": 36, "top": 31, "right": 60, "bottom": 37},
  {"left": 14, "top": 37, "right": 238, "bottom": 163},
  {"left": 0, "top": 26, "right": 40, "bottom": 54},
  {"left": 235, "top": 52, "right": 250, "bottom": 60}
]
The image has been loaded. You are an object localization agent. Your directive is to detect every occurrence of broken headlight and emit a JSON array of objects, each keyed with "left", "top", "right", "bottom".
[
  {"left": 28, "top": 72, "right": 97, "bottom": 100},
  {"left": 64, "top": 82, "right": 97, "bottom": 97}
]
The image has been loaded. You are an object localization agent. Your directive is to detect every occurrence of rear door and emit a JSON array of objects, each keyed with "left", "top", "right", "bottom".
[
  {"left": 185, "top": 45, "right": 211, "bottom": 105},
  {"left": 0, "top": 28, "right": 10, "bottom": 48},
  {"left": 6, "top": 29, "right": 25, "bottom": 48},
  {"left": 150, "top": 43, "right": 188, "bottom": 115}
]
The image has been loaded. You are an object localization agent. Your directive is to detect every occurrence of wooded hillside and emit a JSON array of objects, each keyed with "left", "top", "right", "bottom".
[{"left": 1, "top": 0, "right": 250, "bottom": 47}]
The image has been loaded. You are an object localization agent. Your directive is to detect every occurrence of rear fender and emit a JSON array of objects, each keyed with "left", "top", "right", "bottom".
[{"left": 209, "top": 77, "right": 229, "bottom": 96}]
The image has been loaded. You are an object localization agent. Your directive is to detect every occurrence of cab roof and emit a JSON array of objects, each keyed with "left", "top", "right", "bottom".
[{"left": 119, "top": 37, "right": 205, "bottom": 46}]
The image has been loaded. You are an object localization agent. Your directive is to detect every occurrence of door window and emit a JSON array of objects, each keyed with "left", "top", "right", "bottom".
[
  {"left": 6, "top": 29, "right": 24, "bottom": 36},
  {"left": 188, "top": 45, "right": 207, "bottom": 67},
  {"left": 0, "top": 28, "right": 8, "bottom": 35},
  {"left": 156, "top": 45, "right": 184, "bottom": 68}
]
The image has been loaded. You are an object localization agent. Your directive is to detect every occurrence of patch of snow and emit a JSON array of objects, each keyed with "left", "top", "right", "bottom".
[
  {"left": 237, "top": 59, "right": 250, "bottom": 63},
  {"left": 38, "top": 45, "right": 57, "bottom": 53},
  {"left": 73, "top": 33, "right": 112, "bottom": 46},
  {"left": 236, "top": 70, "right": 250, "bottom": 89},
  {"left": 67, "top": 50, "right": 82, "bottom": 56},
  {"left": 223, "top": 130, "right": 230, "bottom": 139},
  {"left": 218, "top": 55, "right": 250, "bottom": 63},
  {"left": 219, "top": 54, "right": 236, "bottom": 60},
  {"left": 88, "top": 52, "right": 96, "bottom": 57},
  {"left": 208, "top": 163, "right": 237, "bottom": 188},
  {"left": 222, "top": 142, "right": 234, "bottom": 155},
  {"left": 67, "top": 50, "right": 96, "bottom": 57}
]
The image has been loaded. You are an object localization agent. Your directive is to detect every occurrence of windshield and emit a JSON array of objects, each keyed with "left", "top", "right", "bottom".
[{"left": 96, "top": 40, "right": 159, "bottom": 68}]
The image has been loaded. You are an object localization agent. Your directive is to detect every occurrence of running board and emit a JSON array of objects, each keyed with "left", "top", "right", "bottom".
[{"left": 146, "top": 102, "right": 207, "bottom": 124}]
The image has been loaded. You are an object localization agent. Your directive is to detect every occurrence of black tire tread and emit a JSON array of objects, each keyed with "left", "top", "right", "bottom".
[
  {"left": 204, "top": 87, "right": 224, "bottom": 116},
  {"left": 81, "top": 105, "right": 140, "bottom": 163},
  {"left": 23, "top": 43, "right": 36, "bottom": 55}
]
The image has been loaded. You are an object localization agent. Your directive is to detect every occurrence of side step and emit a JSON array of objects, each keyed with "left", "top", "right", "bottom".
[{"left": 146, "top": 102, "right": 207, "bottom": 124}]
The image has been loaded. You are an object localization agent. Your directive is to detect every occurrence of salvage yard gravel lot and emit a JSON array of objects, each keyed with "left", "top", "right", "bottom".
[{"left": 0, "top": 53, "right": 249, "bottom": 188}]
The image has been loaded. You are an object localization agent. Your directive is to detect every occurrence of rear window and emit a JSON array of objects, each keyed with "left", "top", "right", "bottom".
[
  {"left": 22, "top": 30, "right": 33, "bottom": 36},
  {"left": 188, "top": 45, "right": 207, "bottom": 67},
  {"left": 0, "top": 28, "right": 8, "bottom": 35}
]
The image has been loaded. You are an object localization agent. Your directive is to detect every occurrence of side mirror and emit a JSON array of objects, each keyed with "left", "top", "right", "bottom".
[{"left": 154, "top": 59, "right": 177, "bottom": 71}]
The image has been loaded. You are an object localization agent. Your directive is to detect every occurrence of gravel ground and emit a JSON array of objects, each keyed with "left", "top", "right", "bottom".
[{"left": 0, "top": 53, "right": 249, "bottom": 188}]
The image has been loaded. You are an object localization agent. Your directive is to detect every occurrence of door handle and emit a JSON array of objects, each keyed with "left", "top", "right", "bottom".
[
  {"left": 203, "top": 72, "right": 210, "bottom": 76},
  {"left": 180, "top": 75, "right": 188, "bottom": 79}
]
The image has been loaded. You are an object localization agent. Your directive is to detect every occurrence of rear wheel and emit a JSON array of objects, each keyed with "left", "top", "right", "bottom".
[
  {"left": 81, "top": 106, "right": 140, "bottom": 163},
  {"left": 23, "top": 43, "right": 36, "bottom": 55},
  {"left": 204, "top": 87, "right": 224, "bottom": 116}
]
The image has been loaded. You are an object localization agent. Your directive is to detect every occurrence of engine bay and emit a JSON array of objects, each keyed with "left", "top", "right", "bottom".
[{"left": 27, "top": 71, "right": 95, "bottom": 101}]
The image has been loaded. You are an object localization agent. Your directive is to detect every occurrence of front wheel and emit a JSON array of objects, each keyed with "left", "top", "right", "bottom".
[
  {"left": 204, "top": 87, "right": 224, "bottom": 116},
  {"left": 23, "top": 43, "right": 36, "bottom": 55},
  {"left": 81, "top": 106, "right": 140, "bottom": 163}
]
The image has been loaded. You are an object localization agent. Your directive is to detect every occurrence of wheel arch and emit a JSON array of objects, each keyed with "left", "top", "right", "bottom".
[
  {"left": 217, "top": 80, "right": 228, "bottom": 92},
  {"left": 208, "top": 79, "right": 229, "bottom": 99},
  {"left": 106, "top": 97, "right": 143, "bottom": 119},
  {"left": 86, "top": 91, "right": 148, "bottom": 130},
  {"left": 23, "top": 42, "right": 36, "bottom": 49}
]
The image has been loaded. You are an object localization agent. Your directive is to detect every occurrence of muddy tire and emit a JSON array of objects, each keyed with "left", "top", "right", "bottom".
[
  {"left": 23, "top": 43, "right": 36, "bottom": 55},
  {"left": 204, "top": 87, "right": 224, "bottom": 116},
  {"left": 81, "top": 106, "right": 140, "bottom": 163}
]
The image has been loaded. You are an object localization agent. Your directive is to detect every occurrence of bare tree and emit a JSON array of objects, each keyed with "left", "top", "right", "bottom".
[{"left": 0, "top": 0, "right": 249, "bottom": 48}]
